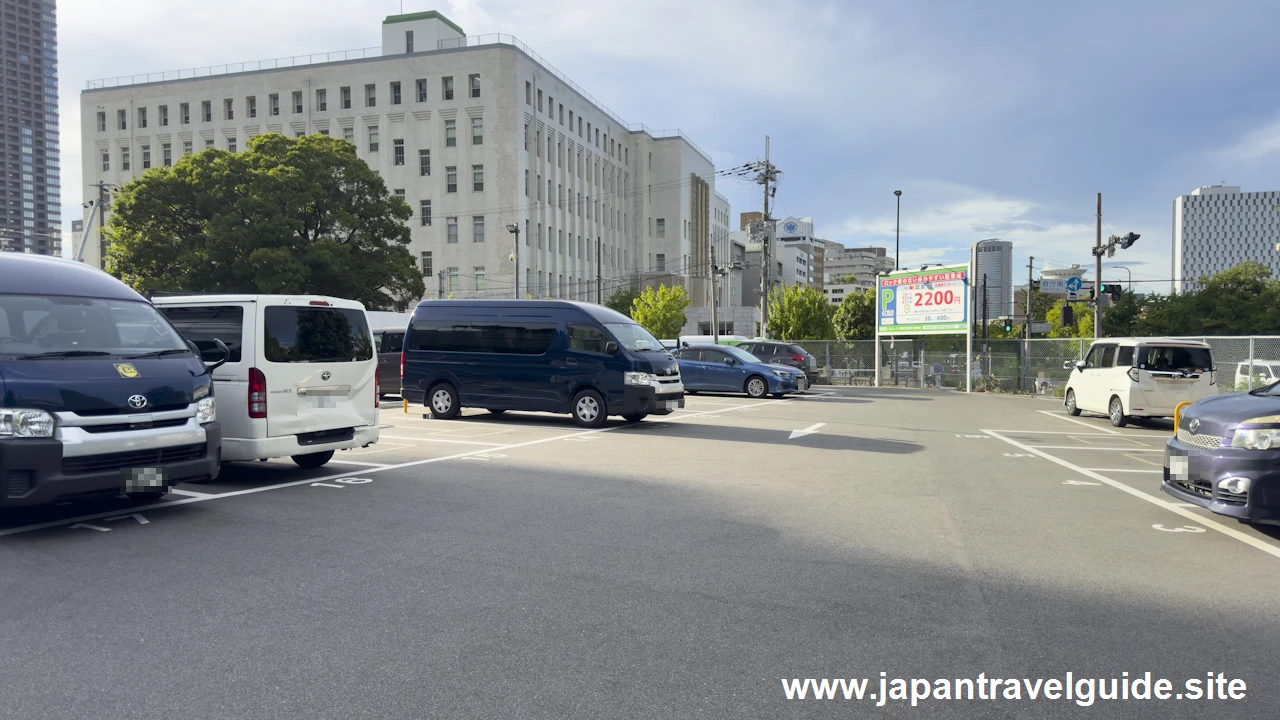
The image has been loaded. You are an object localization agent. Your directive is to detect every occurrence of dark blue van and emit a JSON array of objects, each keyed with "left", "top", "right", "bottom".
[
  {"left": 402, "top": 300, "right": 684, "bottom": 427},
  {"left": 0, "top": 253, "right": 222, "bottom": 507}
]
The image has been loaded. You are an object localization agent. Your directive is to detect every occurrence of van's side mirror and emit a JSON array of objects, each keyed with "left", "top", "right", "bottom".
[
  {"left": 1074, "top": 360, "right": 1086, "bottom": 371},
  {"left": 205, "top": 338, "right": 230, "bottom": 372},
  {"left": 604, "top": 341, "right": 619, "bottom": 355}
]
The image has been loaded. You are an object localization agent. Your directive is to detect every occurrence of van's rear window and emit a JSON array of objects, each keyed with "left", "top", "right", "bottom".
[
  {"left": 407, "top": 321, "right": 556, "bottom": 354},
  {"left": 263, "top": 307, "right": 372, "bottom": 363},
  {"left": 1137, "top": 345, "right": 1213, "bottom": 373}
]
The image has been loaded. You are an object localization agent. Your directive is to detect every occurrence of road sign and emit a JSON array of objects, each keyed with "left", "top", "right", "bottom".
[
  {"left": 1040, "top": 278, "right": 1067, "bottom": 295},
  {"left": 876, "top": 264, "right": 969, "bottom": 335},
  {"left": 1030, "top": 322, "right": 1051, "bottom": 334},
  {"left": 1065, "top": 276, "right": 1083, "bottom": 301}
]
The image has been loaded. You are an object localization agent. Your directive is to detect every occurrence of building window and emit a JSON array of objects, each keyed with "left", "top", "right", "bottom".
[
  {"left": 536, "top": 130, "right": 541, "bottom": 157},
  {"left": 471, "top": 117, "right": 483, "bottom": 145},
  {"left": 101, "top": 150, "right": 109, "bottom": 172},
  {"left": 446, "top": 217, "right": 458, "bottom": 244},
  {"left": 474, "top": 267, "right": 486, "bottom": 292},
  {"left": 419, "top": 149, "right": 431, "bottom": 176},
  {"left": 341, "top": 126, "right": 353, "bottom": 143},
  {"left": 537, "top": 89, "right": 543, "bottom": 112},
  {"left": 141, "top": 145, "right": 151, "bottom": 169},
  {"left": 368, "top": 126, "right": 379, "bottom": 152},
  {"left": 442, "top": 76, "right": 454, "bottom": 100},
  {"left": 268, "top": 94, "right": 279, "bottom": 116},
  {"left": 206, "top": 139, "right": 215, "bottom": 149},
  {"left": 340, "top": 86, "right": 351, "bottom": 109},
  {"left": 405, "top": 30, "right": 414, "bottom": 53},
  {"left": 393, "top": 188, "right": 406, "bottom": 202},
  {"left": 202, "top": 101, "right": 211, "bottom": 122},
  {"left": 292, "top": 91, "right": 303, "bottom": 114},
  {"left": 473, "top": 216, "right": 484, "bottom": 243},
  {"left": 246, "top": 96, "right": 256, "bottom": 118},
  {"left": 116, "top": 108, "right": 127, "bottom": 130},
  {"left": 656, "top": 254, "right": 666, "bottom": 272},
  {"left": 420, "top": 200, "right": 432, "bottom": 226},
  {"left": 558, "top": 103, "right": 563, "bottom": 125},
  {"left": 472, "top": 164, "right": 484, "bottom": 192},
  {"left": 316, "top": 89, "right": 326, "bottom": 111},
  {"left": 525, "top": 170, "right": 529, "bottom": 196},
  {"left": 365, "top": 84, "right": 376, "bottom": 107},
  {"left": 227, "top": 138, "right": 236, "bottom": 153},
  {"left": 421, "top": 251, "right": 432, "bottom": 276},
  {"left": 656, "top": 218, "right": 665, "bottom": 238},
  {"left": 416, "top": 79, "right": 427, "bottom": 102},
  {"left": 525, "top": 81, "right": 532, "bottom": 105},
  {"left": 469, "top": 74, "right": 480, "bottom": 98},
  {"left": 391, "top": 81, "right": 401, "bottom": 105},
  {"left": 445, "top": 119, "right": 456, "bottom": 147},
  {"left": 393, "top": 139, "right": 404, "bottom": 165},
  {"left": 183, "top": 140, "right": 193, "bottom": 155},
  {"left": 96, "top": 111, "right": 106, "bottom": 132},
  {"left": 537, "top": 174, "right": 542, "bottom": 200},
  {"left": 163, "top": 143, "right": 172, "bottom": 167},
  {"left": 180, "top": 103, "right": 190, "bottom": 124},
  {"left": 446, "top": 166, "right": 457, "bottom": 193},
  {"left": 448, "top": 268, "right": 459, "bottom": 292},
  {"left": 138, "top": 107, "right": 148, "bottom": 128}
]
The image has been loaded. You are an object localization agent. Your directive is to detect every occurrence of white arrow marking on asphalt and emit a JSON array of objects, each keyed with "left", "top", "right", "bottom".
[
  {"left": 106, "top": 513, "right": 149, "bottom": 525},
  {"left": 789, "top": 422, "right": 825, "bottom": 440},
  {"left": 310, "top": 482, "right": 345, "bottom": 488},
  {"left": 69, "top": 523, "right": 110, "bottom": 532}
]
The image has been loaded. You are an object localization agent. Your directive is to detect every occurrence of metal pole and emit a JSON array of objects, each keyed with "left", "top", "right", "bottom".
[
  {"left": 760, "top": 136, "right": 771, "bottom": 337},
  {"left": 710, "top": 246, "right": 718, "bottom": 344},
  {"left": 874, "top": 333, "right": 881, "bottom": 387},
  {"left": 596, "top": 236, "right": 602, "bottom": 303},
  {"left": 894, "top": 190, "right": 902, "bottom": 270},
  {"left": 1249, "top": 337, "right": 1256, "bottom": 391},
  {"left": 514, "top": 226, "right": 520, "bottom": 299},
  {"left": 1094, "top": 192, "right": 1102, "bottom": 339},
  {"left": 437, "top": 269, "right": 444, "bottom": 298},
  {"left": 1025, "top": 256, "right": 1034, "bottom": 393}
]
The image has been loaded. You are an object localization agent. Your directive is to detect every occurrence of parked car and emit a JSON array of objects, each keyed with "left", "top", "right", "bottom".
[
  {"left": 1064, "top": 338, "right": 1215, "bottom": 427},
  {"left": 673, "top": 344, "right": 807, "bottom": 398},
  {"left": 402, "top": 300, "right": 684, "bottom": 427},
  {"left": 1163, "top": 380, "right": 1280, "bottom": 525},
  {"left": 372, "top": 326, "right": 406, "bottom": 397},
  {"left": 733, "top": 340, "right": 818, "bottom": 374},
  {"left": 0, "top": 254, "right": 223, "bottom": 506},
  {"left": 156, "top": 295, "right": 380, "bottom": 469},
  {"left": 1234, "top": 360, "right": 1280, "bottom": 390}
]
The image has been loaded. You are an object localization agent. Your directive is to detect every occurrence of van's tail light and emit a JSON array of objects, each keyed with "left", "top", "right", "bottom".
[
  {"left": 1127, "top": 367, "right": 1140, "bottom": 383},
  {"left": 375, "top": 367, "right": 381, "bottom": 406},
  {"left": 792, "top": 354, "right": 805, "bottom": 362},
  {"left": 400, "top": 351, "right": 405, "bottom": 383},
  {"left": 248, "top": 367, "right": 267, "bottom": 419}
]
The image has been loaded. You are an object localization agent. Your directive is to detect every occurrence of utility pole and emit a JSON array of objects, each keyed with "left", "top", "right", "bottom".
[
  {"left": 437, "top": 269, "right": 445, "bottom": 299},
  {"left": 710, "top": 245, "right": 718, "bottom": 344},
  {"left": 753, "top": 136, "right": 779, "bottom": 338},
  {"left": 1094, "top": 192, "right": 1101, "bottom": 339},
  {"left": 1026, "top": 256, "right": 1034, "bottom": 340},
  {"left": 596, "top": 236, "right": 602, "bottom": 303}
]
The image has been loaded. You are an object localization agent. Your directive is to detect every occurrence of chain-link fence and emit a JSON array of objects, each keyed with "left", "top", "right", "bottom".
[{"left": 791, "top": 336, "right": 1280, "bottom": 393}]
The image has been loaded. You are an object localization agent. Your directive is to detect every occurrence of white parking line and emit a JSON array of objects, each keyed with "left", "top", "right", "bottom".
[
  {"left": 0, "top": 399, "right": 786, "bottom": 538},
  {"left": 1082, "top": 468, "right": 1163, "bottom": 474},
  {"left": 1032, "top": 446, "right": 1163, "bottom": 452},
  {"left": 983, "top": 429, "right": 1280, "bottom": 561},
  {"left": 378, "top": 435, "right": 507, "bottom": 446},
  {"left": 327, "top": 459, "right": 392, "bottom": 468},
  {"left": 1037, "top": 410, "right": 1121, "bottom": 434},
  {"left": 167, "top": 488, "right": 214, "bottom": 499}
]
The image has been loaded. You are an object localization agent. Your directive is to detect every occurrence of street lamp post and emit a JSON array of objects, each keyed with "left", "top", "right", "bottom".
[
  {"left": 505, "top": 224, "right": 520, "bottom": 299},
  {"left": 893, "top": 190, "right": 902, "bottom": 270}
]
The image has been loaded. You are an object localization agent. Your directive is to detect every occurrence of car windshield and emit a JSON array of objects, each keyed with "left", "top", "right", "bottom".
[
  {"left": 0, "top": 294, "right": 190, "bottom": 359},
  {"left": 1251, "top": 380, "right": 1280, "bottom": 397},
  {"left": 604, "top": 323, "right": 665, "bottom": 352},
  {"left": 722, "top": 345, "right": 762, "bottom": 363},
  {"left": 1137, "top": 345, "right": 1212, "bottom": 373}
]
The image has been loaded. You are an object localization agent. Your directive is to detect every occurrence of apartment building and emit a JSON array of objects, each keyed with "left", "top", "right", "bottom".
[
  {"left": 1172, "top": 183, "right": 1280, "bottom": 293},
  {"left": 79, "top": 11, "right": 719, "bottom": 304}
]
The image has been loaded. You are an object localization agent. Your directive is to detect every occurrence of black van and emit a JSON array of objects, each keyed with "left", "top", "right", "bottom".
[
  {"left": 0, "top": 253, "right": 222, "bottom": 507},
  {"left": 402, "top": 300, "right": 684, "bottom": 427}
]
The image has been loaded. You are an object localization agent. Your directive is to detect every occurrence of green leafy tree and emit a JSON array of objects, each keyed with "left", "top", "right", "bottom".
[
  {"left": 832, "top": 288, "right": 875, "bottom": 340},
  {"left": 1046, "top": 299, "right": 1094, "bottom": 338},
  {"left": 1133, "top": 262, "right": 1280, "bottom": 336},
  {"left": 1100, "top": 290, "right": 1144, "bottom": 337},
  {"left": 631, "top": 284, "right": 690, "bottom": 339},
  {"left": 106, "top": 133, "right": 424, "bottom": 309},
  {"left": 767, "top": 284, "right": 834, "bottom": 340},
  {"left": 604, "top": 285, "right": 641, "bottom": 317}
]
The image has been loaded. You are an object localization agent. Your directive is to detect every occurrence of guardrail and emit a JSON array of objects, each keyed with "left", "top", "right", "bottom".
[{"left": 86, "top": 47, "right": 383, "bottom": 89}]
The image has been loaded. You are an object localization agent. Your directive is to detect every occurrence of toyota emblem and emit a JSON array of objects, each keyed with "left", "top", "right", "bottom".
[
  {"left": 1188, "top": 417, "right": 1200, "bottom": 434},
  {"left": 321, "top": 371, "right": 332, "bottom": 381},
  {"left": 128, "top": 394, "right": 148, "bottom": 410}
]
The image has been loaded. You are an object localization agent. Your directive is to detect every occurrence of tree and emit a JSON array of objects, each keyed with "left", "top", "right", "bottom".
[
  {"left": 1046, "top": 299, "right": 1094, "bottom": 338},
  {"left": 832, "top": 288, "right": 875, "bottom": 340},
  {"left": 604, "top": 285, "right": 641, "bottom": 317},
  {"left": 1132, "top": 262, "right": 1280, "bottom": 337},
  {"left": 1100, "top": 290, "right": 1144, "bottom": 337},
  {"left": 631, "top": 284, "right": 690, "bottom": 339},
  {"left": 767, "top": 284, "right": 834, "bottom": 340},
  {"left": 106, "top": 133, "right": 424, "bottom": 309}
]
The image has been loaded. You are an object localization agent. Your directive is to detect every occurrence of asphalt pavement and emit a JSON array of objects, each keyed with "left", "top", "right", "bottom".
[{"left": 2, "top": 388, "right": 1278, "bottom": 719}]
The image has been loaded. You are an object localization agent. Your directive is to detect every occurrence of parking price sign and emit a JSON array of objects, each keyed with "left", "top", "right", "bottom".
[{"left": 876, "top": 264, "right": 970, "bottom": 335}]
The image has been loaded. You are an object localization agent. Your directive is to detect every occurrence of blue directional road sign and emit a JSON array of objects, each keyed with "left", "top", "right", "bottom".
[{"left": 1065, "top": 276, "right": 1083, "bottom": 300}]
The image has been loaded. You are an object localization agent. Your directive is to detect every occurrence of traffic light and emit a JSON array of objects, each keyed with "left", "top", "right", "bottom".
[
  {"left": 1105, "top": 284, "right": 1123, "bottom": 302},
  {"left": 1062, "top": 304, "right": 1074, "bottom": 325},
  {"left": 1002, "top": 317, "right": 1014, "bottom": 333},
  {"left": 1119, "top": 232, "right": 1140, "bottom": 249}
]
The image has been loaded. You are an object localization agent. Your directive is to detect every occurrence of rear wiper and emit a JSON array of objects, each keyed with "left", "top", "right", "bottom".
[
  {"left": 128, "top": 348, "right": 191, "bottom": 359},
  {"left": 17, "top": 350, "right": 112, "bottom": 360}
]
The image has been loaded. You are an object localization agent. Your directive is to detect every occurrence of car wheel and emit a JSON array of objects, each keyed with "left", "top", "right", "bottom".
[
  {"left": 622, "top": 413, "right": 647, "bottom": 423},
  {"left": 745, "top": 375, "right": 768, "bottom": 399},
  {"left": 571, "top": 389, "right": 608, "bottom": 428},
  {"left": 1065, "top": 389, "right": 1081, "bottom": 416},
  {"left": 292, "top": 450, "right": 335, "bottom": 469},
  {"left": 127, "top": 489, "right": 169, "bottom": 502},
  {"left": 1109, "top": 396, "right": 1128, "bottom": 428},
  {"left": 429, "top": 383, "right": 461, "bottom": 419}
]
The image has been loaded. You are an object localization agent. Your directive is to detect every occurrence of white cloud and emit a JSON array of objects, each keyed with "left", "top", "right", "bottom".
[{"left": 1218, "top": 115, "right": 1280, "bottom": 163}]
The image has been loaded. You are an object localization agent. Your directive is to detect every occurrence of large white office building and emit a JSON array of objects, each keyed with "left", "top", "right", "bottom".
[
  {"left": 971, "top": 238, "right": 1013, "bottom": 318},
  {"left": 1172, "top": 184, "right": 1280, "bottom": 292},
  {"left": 79, "top": 11, "right": 721, "bottom": 304}
]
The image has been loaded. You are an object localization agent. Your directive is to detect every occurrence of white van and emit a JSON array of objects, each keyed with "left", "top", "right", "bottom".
[
  {"left": 155, "top": 295, "right": 380, "bottom": 468},
  {"left": 1063, "top": 338, "right": 1215, "bottom": 427},
  {"left": 1235, "top": 360, "right": 1280, "bottom": 390}
]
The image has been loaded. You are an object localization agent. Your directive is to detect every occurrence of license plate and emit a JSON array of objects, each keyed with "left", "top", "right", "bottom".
[
  {"left": 798, "top": 379, "right": 807, "bottom": 391},
  {"left": 124, "top": 467, "right": 167, "bottom": 492},
  {"left": 1168, "top": 456, "right": 1189, "bottom": 482}
]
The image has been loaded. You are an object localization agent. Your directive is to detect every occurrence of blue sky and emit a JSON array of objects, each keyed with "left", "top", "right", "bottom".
[{"left": 58, "top": 0, "right": 1280, "bottom": 290}]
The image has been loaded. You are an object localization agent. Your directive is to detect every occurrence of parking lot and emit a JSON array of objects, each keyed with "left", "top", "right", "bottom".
[{"left": 3, "top": 389, "right": 1280, "bottom": 718}]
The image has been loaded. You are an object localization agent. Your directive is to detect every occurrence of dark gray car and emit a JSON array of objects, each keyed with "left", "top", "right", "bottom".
[
  {"left": 372, "top": 326, "right": 406, "bottom": 397},
  {"left": 737, "top": 340, "right": 817, "bottom": 373}
]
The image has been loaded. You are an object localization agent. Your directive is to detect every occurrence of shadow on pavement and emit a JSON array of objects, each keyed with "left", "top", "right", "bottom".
[{"left": 618, "top": 421, "right": 922, "bottom": 454}]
